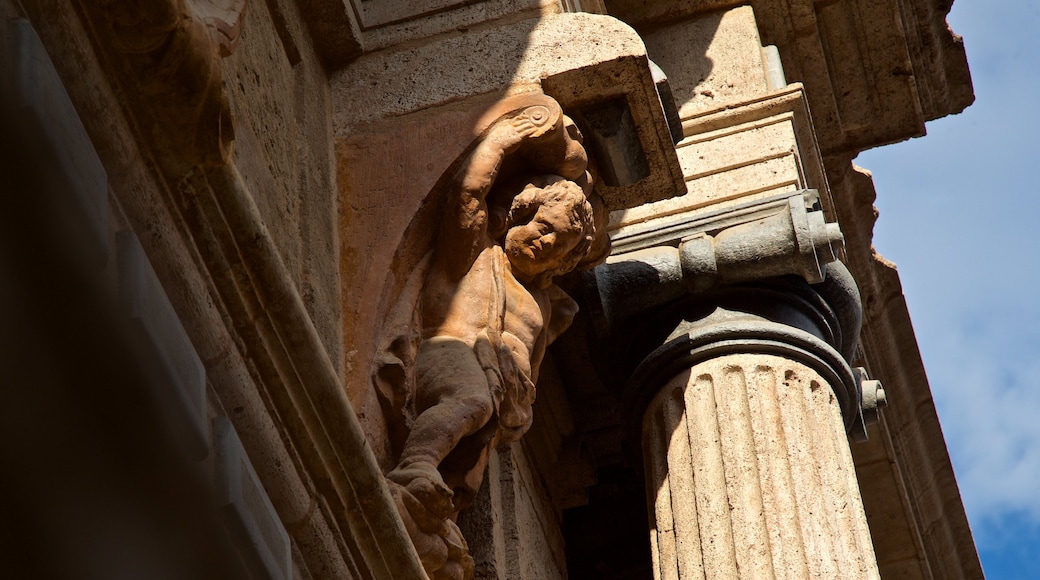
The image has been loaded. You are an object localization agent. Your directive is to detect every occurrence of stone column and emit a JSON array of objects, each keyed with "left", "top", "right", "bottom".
[
  {"left": 584, "top": 189, "right": 885, "bottom": 577},
  {"left": 644, "top": 355, "right": 877, "bottom": 579},
  {"left": 630, "top": 291, "right": 880, "bottom": 580}
]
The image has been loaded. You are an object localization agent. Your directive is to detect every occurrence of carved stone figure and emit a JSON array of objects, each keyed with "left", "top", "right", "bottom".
[
  {"left": 96, "top": 0, "right": 244, "bottom": 165},
  {"left": 378, "top": 94, "right": 609, "bottom": 579}
]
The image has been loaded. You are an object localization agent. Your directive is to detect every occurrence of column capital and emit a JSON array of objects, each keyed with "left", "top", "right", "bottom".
[{"left": 620, "top": 261, "right": 873, "bottom": 450}]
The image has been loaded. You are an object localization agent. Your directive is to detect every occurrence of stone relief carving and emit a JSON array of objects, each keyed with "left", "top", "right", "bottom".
[
  {"left": 374, "top": 93, "right": 610, "bottom": 579},
  {"left": 96, "top": 0, "right": 244, "bottom": 165}
]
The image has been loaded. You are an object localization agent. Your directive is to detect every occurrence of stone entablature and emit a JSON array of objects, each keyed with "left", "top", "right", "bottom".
[
  {"left": 611, "top": 86, "right": 832, "bottom": 232},
  {"left": 606, "top": 0, "right": 973, "bottom": 155}
]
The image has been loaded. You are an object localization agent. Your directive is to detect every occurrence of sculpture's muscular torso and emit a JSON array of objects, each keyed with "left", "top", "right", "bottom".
[{"left": 384, "top": 95, "right": 608, "bottom": 580}]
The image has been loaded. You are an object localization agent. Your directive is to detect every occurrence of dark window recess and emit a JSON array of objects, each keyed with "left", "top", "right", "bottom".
[{"left": 578, "top": 97, "right": 650, "bottom": 187}]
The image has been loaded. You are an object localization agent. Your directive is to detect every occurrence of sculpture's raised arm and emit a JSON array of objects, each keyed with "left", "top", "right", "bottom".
[{"left": 437, "top": 95, "right": 582, "bottom": 279}]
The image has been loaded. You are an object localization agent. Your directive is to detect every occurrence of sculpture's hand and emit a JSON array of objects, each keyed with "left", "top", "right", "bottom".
[
  {"left": 444, "top": 94, "right": 589, "bottom": 276},
  {"left": 457, "top": 103, "right": 563, "bottom": 201},
  {"left": 489, "top": 104, "right": 561, "bottom": 155},
  {"left": 518, "top": 114, "right": 588, "bottom": 181}
]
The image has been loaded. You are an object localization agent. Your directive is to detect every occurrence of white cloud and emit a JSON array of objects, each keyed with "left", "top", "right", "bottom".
[{"left": 923, "top": 311, "right": 1040, "bottom": 531}]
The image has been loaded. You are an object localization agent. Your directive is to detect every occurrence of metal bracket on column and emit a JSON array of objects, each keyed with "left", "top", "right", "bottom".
[{"left": 850, "top": 367, "right": 887, "bottom": 441}]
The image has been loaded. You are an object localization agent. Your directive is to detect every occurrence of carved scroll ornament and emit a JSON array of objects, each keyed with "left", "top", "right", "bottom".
[{"left": 375, "top": 93, "right": 610, "bottom": 580}]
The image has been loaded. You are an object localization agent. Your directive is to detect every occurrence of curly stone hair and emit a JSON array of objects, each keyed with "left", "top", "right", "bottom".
[{"left": 504, "top": 178, "right": 597, "bottom": 282}]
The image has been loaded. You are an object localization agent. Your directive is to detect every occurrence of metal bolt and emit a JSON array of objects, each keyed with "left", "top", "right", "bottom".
[{"left": 852, "top": 368, "right": 886, "bottom": 432}]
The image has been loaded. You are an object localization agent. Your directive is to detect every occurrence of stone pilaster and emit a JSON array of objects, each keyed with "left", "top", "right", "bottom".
[{"left": 643, "top": 354, "right": 878, "bottom": 579}]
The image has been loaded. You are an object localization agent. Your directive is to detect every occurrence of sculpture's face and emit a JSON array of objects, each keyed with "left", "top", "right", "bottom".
[{"left": 505, "top": 201, "right": 586, "bottom": 282}]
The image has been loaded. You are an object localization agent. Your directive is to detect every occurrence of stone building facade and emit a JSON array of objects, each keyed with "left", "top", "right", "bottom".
[{"left": 1, "top": 0, "right": 981, "bottom": 578}]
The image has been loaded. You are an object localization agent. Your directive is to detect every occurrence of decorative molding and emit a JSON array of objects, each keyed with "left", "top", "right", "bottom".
[{"left": 193, "top": 163, "right": 429, "bottom": 579}]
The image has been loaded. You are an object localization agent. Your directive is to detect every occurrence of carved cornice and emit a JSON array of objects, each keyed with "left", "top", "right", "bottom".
[
  {"left": 605, "top": 0, "right": 974, "bottom": 156},
  {"left": 190, "top": 164, "right": 427, "bottom": 578}
]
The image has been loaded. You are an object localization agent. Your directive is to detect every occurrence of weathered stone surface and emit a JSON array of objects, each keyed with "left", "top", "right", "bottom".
[
  {"left": 644, "top": 355, "right": 879, "bottom": 579},
  {"left": 462, "top": 350, "right": 595, "bottom": 579},
  {"left": 221, "top": 0, "right": 344, "bottom": 371},
  {"left": 610, "top": 7, "right": 835, "bottom": 233},
  {"left": 607, "top": 0, "right": 974, "bottom": 155},
  {"left": 641, "top": 6, "right": 770, "bottom": 119},
  {"left": 604, "top": 0, "right": 744, "bottom": 26},
  {"left": 332, "top": 12, "right": 685, "bottom": 211},
  {"left": 355, "top": 0, "right": 551, "bottom": 54},
  {"left": 293, "top": 0, "right": 362, "bottom": 68},
  {"left": 459, "top": 441, "right": 569, "bottom": 580},
  {"left": 753, "top": 0, "right": 973, "bottom": 156},
  {"left": 331, "top": 13, "right": 645, "bottom": 130}
]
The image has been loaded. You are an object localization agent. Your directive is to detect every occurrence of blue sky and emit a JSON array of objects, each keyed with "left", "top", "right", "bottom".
[{"left": 856, "top": 1, "right": 1040, "bottom": 577}]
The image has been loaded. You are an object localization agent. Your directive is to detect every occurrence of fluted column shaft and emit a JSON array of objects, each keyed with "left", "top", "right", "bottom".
[{"left": 643, "top": 354, "right": 878, "bottom": 580}]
